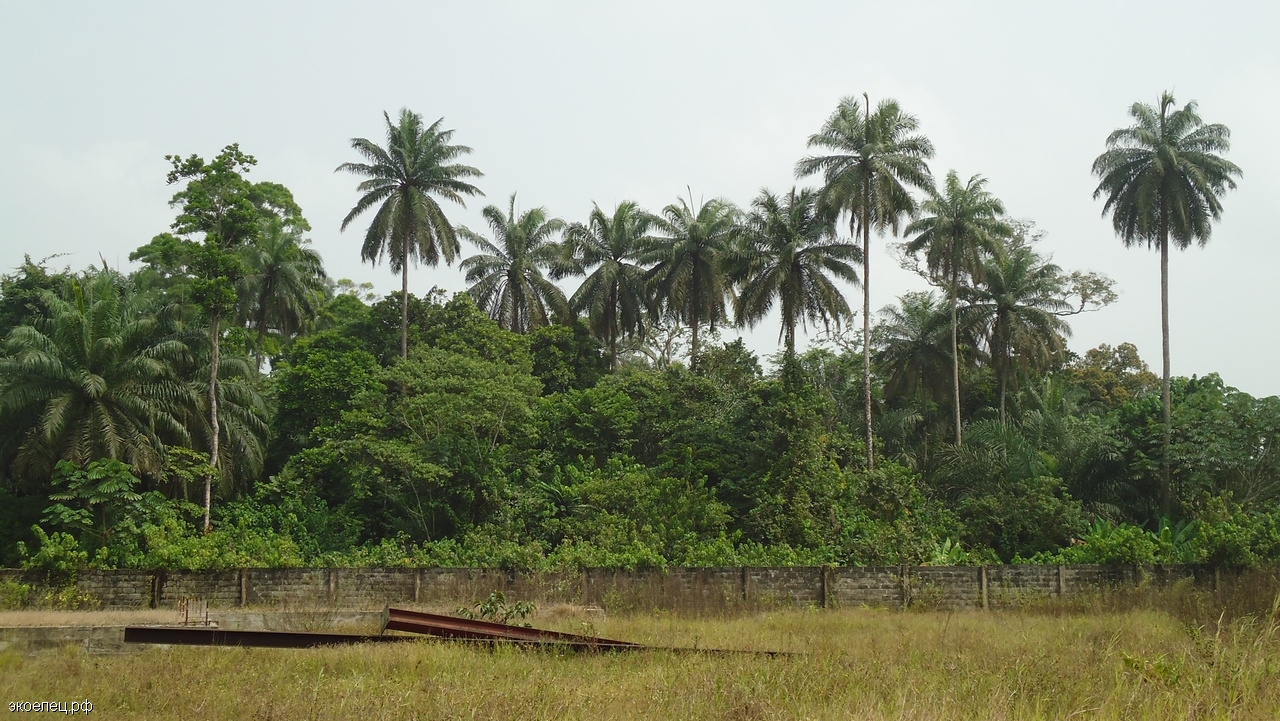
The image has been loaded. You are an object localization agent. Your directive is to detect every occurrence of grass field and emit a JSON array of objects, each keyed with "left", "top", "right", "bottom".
[{"left": 2, "top": 598, "right": 1279, "bottom": 720}]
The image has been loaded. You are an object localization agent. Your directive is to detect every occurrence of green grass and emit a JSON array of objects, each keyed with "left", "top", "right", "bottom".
[{"left": 2, "top": 604, "right": 1278, "bottom": 720}]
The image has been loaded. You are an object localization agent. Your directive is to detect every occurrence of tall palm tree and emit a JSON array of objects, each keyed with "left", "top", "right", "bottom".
[
  {"left": 0, "top": 272, "right": 195, "bottom": 483},
  {"left": 459, "top": 194, "right": 569, "bottom": 334},
  {"left": 337, "top": 109, "right": 483, "bottom": 359},
  {"left": 236, "top": 218, "right": 328, "bottom": 372},
  {"left": 1091, "top": 92, "right": 1241, "bottom": 516},
  {"left": 962, "top": 239, "right": 1071, "bottom": 423},
  {"left": 905, "top": 171, "right": 1011, "bottom": 444},
  {"left": 731, "top": 187, "right": 861, "bottom": 356},
  {"left": 796, "top": 95, "right": 934, "bottom": 469},
  {"left": 562, "top": 201, "right": 653, "bottom": 369},
  {"left": 641, "top": 192, "right": 738, "bottom": 369}
]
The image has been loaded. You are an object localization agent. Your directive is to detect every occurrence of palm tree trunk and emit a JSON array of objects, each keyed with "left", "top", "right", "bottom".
[
  {"left": 254, "top": 308, "right": 268, "bottom": 374},
  {"left": 863, "top": 188, "right": 874, "bottom": 472},
  {"left": 608, "top": 285, "right": 618, "bottom": 370},
  {"left": 203, "top": 312, "right": 221, "bottom": 534},
  {"left": 400, "top": 243, "right": 410, "bottom": 360},
  {"left": 1160, "top": 219, "right": 1172, "bottom": 518},
  {"left": 690, "top": 312, "right": 700, "bottom": 370},
  {"left": 999, "top": 372, "right": 1008, "bottom": 425},
  {"left": 951, "top": 266, "right": 962, "bottom": 444}
]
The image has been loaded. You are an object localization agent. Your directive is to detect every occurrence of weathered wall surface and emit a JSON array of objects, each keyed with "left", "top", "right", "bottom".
[{"left": 0, "top": 564, "right": 1220, "bottom": 611}]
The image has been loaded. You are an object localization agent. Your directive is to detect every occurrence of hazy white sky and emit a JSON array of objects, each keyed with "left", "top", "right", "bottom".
[{"left": 2, "top": 1, "right": 1277, "bottom": 395}]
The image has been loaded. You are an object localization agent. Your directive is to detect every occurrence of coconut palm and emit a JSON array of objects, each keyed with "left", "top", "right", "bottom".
[
  {"left": 796, "top": 95, "right": 935, "bottom": 469},
  {"left": 641, "top": 193, "right": 738, "bottom": 369},
  {"left": 731, "top": 187, "right": 860, "bottom": 356},
  {"left": 337, "top": 109, "right": 483, "bottom": 359},
  {"left": 236, "top": 218, "right": 328, "bottom": 372},
  {"left": 0, "top": 272, "right": 196, "bottom": 483},
  {"left": 1091, "top": 91, "right": 1241, "bottom": 516},
  {"left": 459, "top": 194, "right": 569, "bottom": 334},
  {"left": 905, "top": 171, "right": 1011, "bottom": 443},
  {"left": 561, "top": 201, "right": 653, "bottom": 369},
  {"left": 962, "top": 239, "right": 1071, "bottom": 423}
]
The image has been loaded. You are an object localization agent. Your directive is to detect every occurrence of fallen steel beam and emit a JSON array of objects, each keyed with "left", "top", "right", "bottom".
[
  {"left": 124, "top": 626, "right": 418, "bottom": 649},
  {"left": 382, "top": 607, "right": 642, "bottom": 650}
]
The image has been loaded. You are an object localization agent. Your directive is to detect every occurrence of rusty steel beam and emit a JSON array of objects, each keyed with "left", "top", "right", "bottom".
[
  {"left": 123, "top": 626, "right": 418, "bottom": 649},
  {"left": 382, "top": 607, "right": 642, "bottom": 650}
]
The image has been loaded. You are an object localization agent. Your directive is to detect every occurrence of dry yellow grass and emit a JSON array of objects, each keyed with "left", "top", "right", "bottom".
[{"left": 2, "top": 606, "right": 1277, "bottom": 720}]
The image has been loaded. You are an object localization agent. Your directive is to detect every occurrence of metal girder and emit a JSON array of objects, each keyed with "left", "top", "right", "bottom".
[
  {"left": 123, "top": 626, "right": 417, "bottom": 648},
  {"left": 381, "top": 607, "right": 642, "bottom": 651}
]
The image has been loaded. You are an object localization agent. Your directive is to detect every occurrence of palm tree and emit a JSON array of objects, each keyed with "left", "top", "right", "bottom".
[
  {"left": 796, "top": 95, "right": 934, "bottom": 469},
  {"left": 459, "top": 194, "right": 569, "bottom": 333},
  {"left": 731, "top": 187, "right": 861, "bottom": 356},
  {"left": 1091, "top": 92, "right": 1241, "bottom": 516},
  {"left": 962, "top": 239, "right": 1071, "bottom": 423},
  {"left": 562, "top": 201, "right": 653, "bottom": 369},
  {"left": 0, "top": 272, "right": 196, "bottom": 483},
  {"left": 641, "top": 192, "right": 738, "bottom": 368},
  {"left": 236, "top": 218, "right": 328, "bottom": 372},
  {"left": 337, "top": 109, "right": 484, "bottom": 359},
  {"left": 874, "top": 291, "right": 954, "bottom": 410},
  {"left": 905, "top": 171, "right": 1011, "bottom": 444}
]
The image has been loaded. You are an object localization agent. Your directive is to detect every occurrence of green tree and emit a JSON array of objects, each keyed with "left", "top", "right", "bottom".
[
  {"left": 562, "top": 201, "right": 653, "bottom": 369},
  {"left": 164, "top": 144, "right": 305, "bottom": 531},
  {"left": 1091, "top": 91, "right": 1241, "bottom": 517},
  {"left": 962, "top": 238, "right": 1071, "bottom": 422},
  {"left": 904, "top": 171, "right": 1011, "bottom": 443},
  {"left": 459, "top": 194, "right": 570, "bottom": 333},
  {"left": 731, "top": 187, "right": 860, "bottom": 357},
  {"left": 0, "top": 273, "right": 194, "bottom": 483},
  {"left": 796, "top": 95, "right": 935, "bottom": 469},
  {"left": 337, "top": 109, "right": 484, "bottom": 359},
  {"left": 873, "top": 292, "right": 954, "bottom": 467},
  {"left": 236, "top": 218, "right": 328, "bottom": 372},
  {"left": 641, "top": 193, "right": 738, "bottom": 368}
]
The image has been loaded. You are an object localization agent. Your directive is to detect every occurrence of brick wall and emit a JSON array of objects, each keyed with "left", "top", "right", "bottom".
[{"left": 0, "top": 564, "right": 1229, "bottom": 611}]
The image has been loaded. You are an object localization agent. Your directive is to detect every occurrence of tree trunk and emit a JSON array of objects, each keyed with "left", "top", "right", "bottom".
[
  {"left": 951, "top": 265, "right": 963, "bottom": 444},
  {"left": 400, "top": 242, "right": 410, "bottom": 360},
  {"left": 863, "top": 187, "right": 874, "bottom": 471},
  {"left": 608, "top": 285, "right": 618, "bottom": 370},
  {"left": 203, "top": 313, "right": 221, "bottom": 534},
  {"left": 689, "top": 263, "right": 700, "bottom": 370},
  {"left": 254, "top": 309, "right": 267, "bottom": 374},
  {"left": 1160, "top": 219, "right": 1172, "bottom": 518}
]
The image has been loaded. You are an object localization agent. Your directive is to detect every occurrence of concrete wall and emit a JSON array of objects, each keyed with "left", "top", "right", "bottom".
[{"left": 0, "top": 564, "right": 1220, "bottom": 612}]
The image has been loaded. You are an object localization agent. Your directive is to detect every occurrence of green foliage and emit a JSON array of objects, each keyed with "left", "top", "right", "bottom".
[
  {"left": 18, "top": 526, "right": 88, "bottom": 584},
  {"left": 456, "top": 591, "right": 536, "bottom": 626},
  {"left": 529, "top": 321, "right": 607, "bottom": 394},
  {"left": 0, "top": 580, "right": 31, "bottom": 609}
]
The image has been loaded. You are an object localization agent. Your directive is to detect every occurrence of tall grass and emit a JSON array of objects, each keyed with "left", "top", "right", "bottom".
[{"left": 1, "top": 573, "right": 1277, "bottom": 719}]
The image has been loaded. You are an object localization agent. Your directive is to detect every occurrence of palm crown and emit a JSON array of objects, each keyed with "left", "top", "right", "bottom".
[
  {"left": 562, "top": 201, "right": 653, "bottom": 368},
  {"left": 460, "top": 194, "right": 570, "bottom": 334},
  {"left": 337, "top": 108, "right": 483, "bottom": 358},
  {"left": 731, "top": 187, "right": 861, "bottom": 355}
]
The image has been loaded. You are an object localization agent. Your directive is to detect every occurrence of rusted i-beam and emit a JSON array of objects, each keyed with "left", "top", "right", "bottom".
[
  {"left": 381, "top": 607, "right": 642, "bottom": 651},
  {"left": 123, "top": 626, "right": 418, "bottom": 648}
]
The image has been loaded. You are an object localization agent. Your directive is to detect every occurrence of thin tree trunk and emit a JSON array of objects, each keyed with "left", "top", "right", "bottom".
[
  {"left": 690, "top": 312, "right": 699, "bottom": 370},
  {"left": 863, "top": 186, "right": 874, "bottom": 471},
  {"left": 999, "top": 372, "right": 1008, "bottom": 425},
  {"left": 1160, "top": 219, "right": 1172, "bottom": 518},
  {"left": 254, "top": 310, "right": 267, "bottom": 374},
  {"left": 400, "top": 243, "right": 410, "bottom": 360},
  {"left": 608, "top": 285, "right": 618, "bottom": 370},
  {"left": 951, "top": 266, "right": 962, "bottom": 444},
  {"left": 203, "top": 313, "right": 221, "bottom": 534}
]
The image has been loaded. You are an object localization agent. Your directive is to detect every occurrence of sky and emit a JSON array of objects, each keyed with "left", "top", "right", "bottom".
[{"left": 1, "top": 1, "right": 1277, "bottom": 395}]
